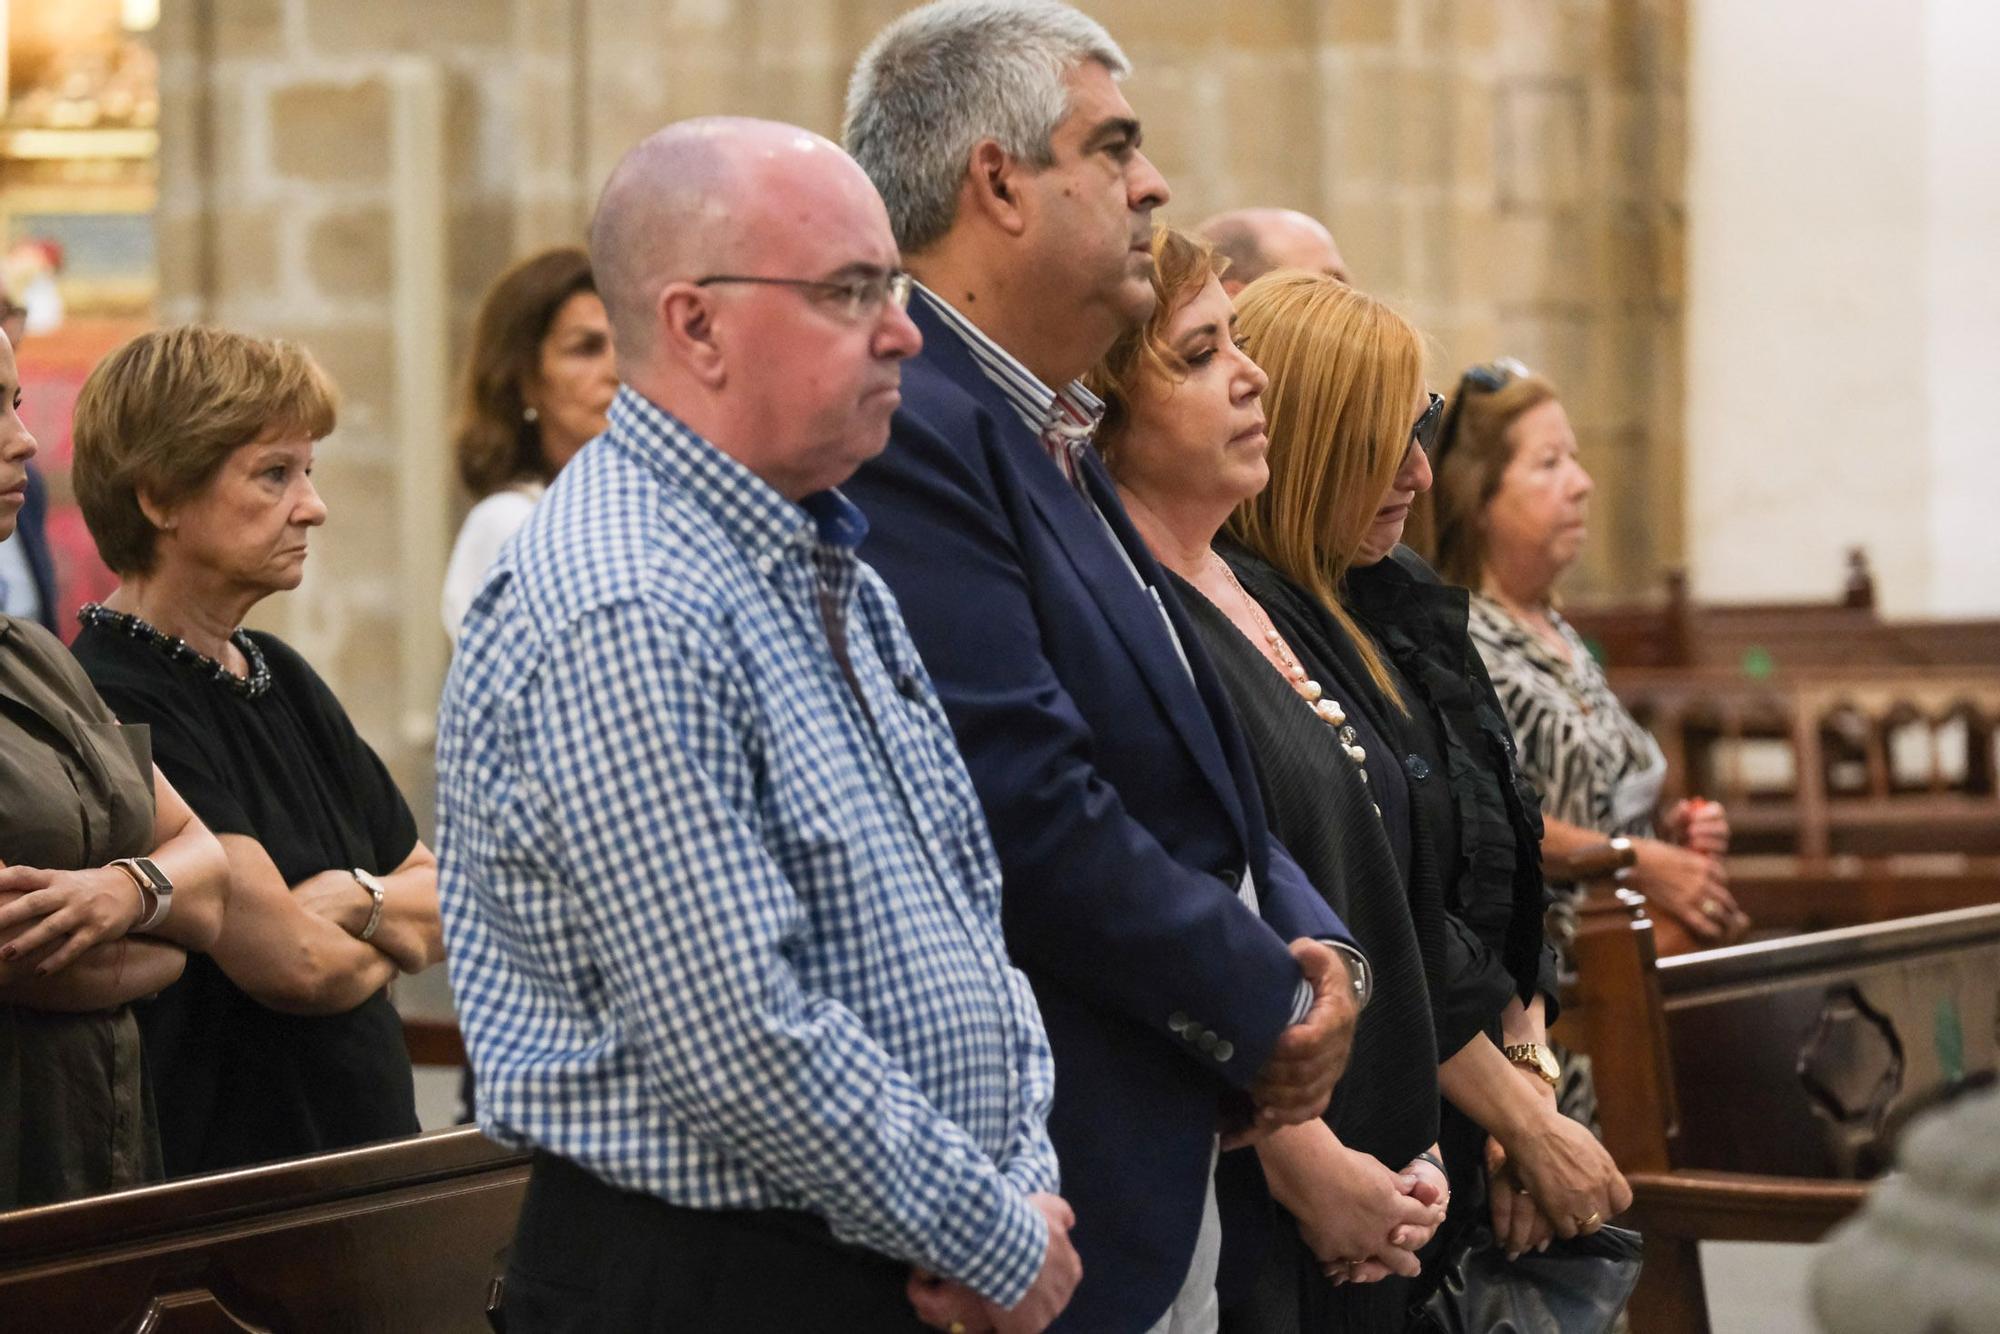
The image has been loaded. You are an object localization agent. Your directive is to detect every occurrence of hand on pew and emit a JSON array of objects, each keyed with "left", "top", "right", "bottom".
[
  {"left": 1665, "top": 797, "right": 1732, "bottom": 858},
  {"left": 1630, "top": 837, "right": 1750, "bottom": 945}
]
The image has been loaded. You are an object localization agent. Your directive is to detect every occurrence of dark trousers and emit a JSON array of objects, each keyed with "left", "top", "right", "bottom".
[{"left": 499, "top": 1151, "right": 931, "bottom": 1333}]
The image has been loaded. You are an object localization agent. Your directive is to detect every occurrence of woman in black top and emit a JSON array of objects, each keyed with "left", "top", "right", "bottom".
[
  {"left": 1089, "top": 227, "right": 1448, "bottom": 1331},
  {"left": 67, "top": 326, "right": 444, "bottom": 1176},
  {"left": 1229, "top": 272, "right": 1631, "bottom": 1275}
]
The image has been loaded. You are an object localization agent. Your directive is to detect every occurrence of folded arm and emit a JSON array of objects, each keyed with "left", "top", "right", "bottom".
[
  {"left": 295, "top": 842, "right": 444, "bottom": 975},
  {"left": 0, "top": 930, "right": 185, "bottom": 1010},
  {"left": 206, "top": 834, "right": 399, "bottom": 1015}
]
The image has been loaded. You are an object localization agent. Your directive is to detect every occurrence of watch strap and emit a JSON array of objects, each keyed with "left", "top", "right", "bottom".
[
  {"left": 1503, "top": 1042, "right": 1561, "bottom": 1087},
  {"left": 352, "top": 868, "right": 387, "bottom": 941},
  {"left": 1328, "top": 941, "right": 1372, "bottom": 1011},
  {"left": 111, "top": 858, "right": 172, "bottom": 931}
]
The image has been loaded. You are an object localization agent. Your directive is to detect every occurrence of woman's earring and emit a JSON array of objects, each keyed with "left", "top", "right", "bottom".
[{"left": 523, "top": 405, "right": 539, "bottom": 423}]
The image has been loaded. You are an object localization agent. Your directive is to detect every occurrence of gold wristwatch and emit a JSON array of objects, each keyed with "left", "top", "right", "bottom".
[{"left": 1504, "top": 1042, "right": 1561, "bottom": 1088}]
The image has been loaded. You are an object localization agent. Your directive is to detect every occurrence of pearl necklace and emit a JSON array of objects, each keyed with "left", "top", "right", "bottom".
[
  {"left": 1211, "top": 556, "right": 1378, "bottom": 812},
  {"left": 78, "top": 602, "right": 273, "bottom": 699}
]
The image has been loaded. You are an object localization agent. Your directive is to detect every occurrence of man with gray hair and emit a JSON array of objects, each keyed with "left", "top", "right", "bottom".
[
  {"left": 842, "top": 4, "right": 1365, "bottom": 1330},
  {"left": 438, "top": 116, "right": 1077, "bottom": 1332},
  {"left": 1197, "top": 207, "right": 1351, "bottom": 294}
]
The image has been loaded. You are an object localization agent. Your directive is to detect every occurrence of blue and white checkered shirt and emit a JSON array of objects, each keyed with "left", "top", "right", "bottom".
[{"left": 436, "top": 386, "right": 1060, "bottom": 1304}]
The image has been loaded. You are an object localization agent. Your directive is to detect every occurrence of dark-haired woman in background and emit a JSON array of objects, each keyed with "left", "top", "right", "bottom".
[
  {"left": 441, "top": 247, "right": 616, "bottom": 639},
  {"left": 0, "top": 326, "right": 228, "bottom": 1205},
  {"left": 70, "top": 326, "right": 443, "bottom": 1176}
]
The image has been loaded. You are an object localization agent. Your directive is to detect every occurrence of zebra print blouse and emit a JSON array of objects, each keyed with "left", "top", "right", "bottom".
[{"left": 1466, "top": 595, "right": 1665, "bottom": 839}]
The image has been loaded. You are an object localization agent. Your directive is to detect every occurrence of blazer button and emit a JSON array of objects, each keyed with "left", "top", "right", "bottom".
[
  {"left": 1197, "top": 1030, "right": 1219, "bottom": 1054},
  {"left": 1168, "top": 1011, "right": 1190, "bottom": 1035},
  {"left": 1218, "top": 867, "right": 1242, "bottom": 891},
  {"left": 1213, "top": 1040, "right": 1235, "bottom": 1063}
]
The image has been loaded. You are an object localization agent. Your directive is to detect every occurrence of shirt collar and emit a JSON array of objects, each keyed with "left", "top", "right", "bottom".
[
  {"left": 915, "top": 283, "right": 1105, "bottom": 440},
  {"left": 606, "top": 385, "right": 863, "bottom": 564}
]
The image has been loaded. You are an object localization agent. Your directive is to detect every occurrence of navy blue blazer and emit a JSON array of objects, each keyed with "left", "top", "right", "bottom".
[
  {"left": 13, "top": 466, "right": 60, "bottom": 635},
  {"left": 843, "top": 297, "right": 1350, "bottom": 1331}
]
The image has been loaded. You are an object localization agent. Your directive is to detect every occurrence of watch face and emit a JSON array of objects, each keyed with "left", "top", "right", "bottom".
[{"left": 129, "top": 857, "right": 173, "bottom": 894}]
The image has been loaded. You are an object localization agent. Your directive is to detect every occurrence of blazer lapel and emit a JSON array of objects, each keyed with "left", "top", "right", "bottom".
[
  {"left": 905, "top": 298, "right": 1256, "bottom": 847},
  {"left": 998, "top": 402, "right": 1250, "bottom": 841}
]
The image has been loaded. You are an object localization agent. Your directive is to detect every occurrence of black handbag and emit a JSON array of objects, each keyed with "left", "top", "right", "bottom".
[{"left": 1411, "top": 1222, "right": 1643, "bottom": 1334}]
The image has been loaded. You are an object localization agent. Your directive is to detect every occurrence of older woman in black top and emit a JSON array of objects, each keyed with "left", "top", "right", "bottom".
[
  {"left": 1089, "top": 228, "right": 1447, "bottom": 1331},
  {"left": 1229, "top": 273, "right": 1631, "bottom": 1271},
  {"left": 0, "top": 328, "right": 228, "bottom": 1205},
  {"left": 68, "top": 326, "right": 444, "bottom": 1176}
]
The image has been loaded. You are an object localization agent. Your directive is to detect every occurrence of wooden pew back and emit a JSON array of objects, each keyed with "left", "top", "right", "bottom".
[
  {"left": 0, "top": 1128, "right": 527, "bottom": 1332},
  {"left": 1564, "top": 883, "right": 2000, "bottom": 1333},
  {"left": 1611, "top": 666, "right": 2000, "bottom": 857}
]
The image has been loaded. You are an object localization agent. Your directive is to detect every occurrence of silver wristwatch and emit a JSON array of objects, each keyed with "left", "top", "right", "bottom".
[
  {"left": 112, "top": 856, "right": 174, "bottom": 932},
  {"left": 1328, "top": 941, "right": 1372, "bottom": 1011},
  {"left": 352, "top": 868, "right": 388, "bottom": 941}
]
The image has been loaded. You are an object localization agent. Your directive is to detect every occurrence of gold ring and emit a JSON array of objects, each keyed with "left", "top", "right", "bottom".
[
  {"left": 1574, "top": 1210, "right": 1603, "bottom": 1231},
  {"left": 1701, "top": 898, "right": 1727, "bottom": 921},
  {"left": 948, "top": 1323, "right": 966, "bottom": 1334}
]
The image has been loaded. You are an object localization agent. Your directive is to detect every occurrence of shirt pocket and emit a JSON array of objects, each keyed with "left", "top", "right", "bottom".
[{"left": 71, "top": 719, "right": 158, "bottom": 861}]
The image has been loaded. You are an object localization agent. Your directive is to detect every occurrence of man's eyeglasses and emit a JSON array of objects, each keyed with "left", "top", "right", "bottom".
[
  {"left": 1433, "top": 356, "right": 1532, "bottom": 470},
  {"left": 694, "top": 269, "right": 914, "bottom": 323}
]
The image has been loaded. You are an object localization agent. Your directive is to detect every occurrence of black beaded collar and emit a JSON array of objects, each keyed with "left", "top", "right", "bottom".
[{"left": 77, "top": 602, "right": 273, "bottom": 699}]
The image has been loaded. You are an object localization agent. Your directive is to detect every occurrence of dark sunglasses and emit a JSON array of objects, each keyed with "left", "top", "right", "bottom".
[
  {"left": 1410, "top": 391, "right": 1445, "bottom": 456},
  {"left": 1433, "top": 356, "right": 1532, "bottom": 470}
]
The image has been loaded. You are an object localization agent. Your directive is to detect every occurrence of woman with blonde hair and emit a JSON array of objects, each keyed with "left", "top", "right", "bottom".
[{"left": 1228, "top": 271, "right": 1630, "bottom": 1307}]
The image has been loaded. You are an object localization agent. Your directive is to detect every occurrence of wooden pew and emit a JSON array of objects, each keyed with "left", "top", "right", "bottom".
[
  {"left": 1610, "top": 666, "right": 2000, "bottom": 858},
  {"left": 1728, "top": 854, "right": 2000, "bottom": 933},
  {"left": 1565, "top": 886, "right": 2000, "bottom": 1333},
  {"left": 1567, "top": 550, "right": 2000, "bottom": 674},
  {"left": 0, "top": 1128, "right": 528, "bottom": 1332}
]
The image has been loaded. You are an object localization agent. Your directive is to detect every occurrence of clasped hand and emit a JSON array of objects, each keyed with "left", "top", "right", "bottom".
[
  {"left": 905, "top": 1192, "right": 1080, "bottom": 1333},
  {"left": 0, "top": 861, "right": 145, "bottom": 976},
  {"left": 1308, "top": 1148, "right": 1448, "bottom": 1286},
  {"left": 1245, "top": 939, "right": 1358, "bottom": 1134}
]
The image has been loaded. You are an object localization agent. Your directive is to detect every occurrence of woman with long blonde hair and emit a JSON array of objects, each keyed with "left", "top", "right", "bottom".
[{"left": 1229, "top": 272, "right": 1631, "bottom": 1311}]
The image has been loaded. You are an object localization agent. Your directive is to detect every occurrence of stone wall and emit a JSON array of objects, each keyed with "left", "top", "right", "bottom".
[{"left": 153, "top": 0, "right": 1687, "bottom": 803}]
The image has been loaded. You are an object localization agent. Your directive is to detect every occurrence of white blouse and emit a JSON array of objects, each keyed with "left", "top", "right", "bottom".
[{"left": 441, "top": 483, "right": 544, "bottom": 642}]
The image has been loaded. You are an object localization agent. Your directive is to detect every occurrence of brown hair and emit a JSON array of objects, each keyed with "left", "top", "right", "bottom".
[
  {"left": 1227, "top": 272, "right": 1426, "bottom": 709},
  {"left": 453, "top": 246, "right": 596, "bottom": 498},
  {"left": 72, "top": 326, "right": 337, "bottom": 575},
  {"left": 1083, "top": 225, "right": 1227, "bottom": 470},
  {"left": 1428, "top": 368, "right": 1560, "bottom": 589}
]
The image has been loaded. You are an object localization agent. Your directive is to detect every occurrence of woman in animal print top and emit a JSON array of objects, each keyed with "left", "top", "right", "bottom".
[{"left": 1428, "top": 359, "right": 1750, "bottom": 954}]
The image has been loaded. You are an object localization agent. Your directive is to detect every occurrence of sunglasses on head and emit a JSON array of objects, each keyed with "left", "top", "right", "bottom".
[{"left": 1432, "top": 356, "right": 1533, "bottom": 470}]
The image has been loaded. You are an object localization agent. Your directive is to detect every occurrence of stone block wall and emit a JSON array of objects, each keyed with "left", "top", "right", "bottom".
[{"left": 153, "top": 0, "right": 1686, "bottom": 803}]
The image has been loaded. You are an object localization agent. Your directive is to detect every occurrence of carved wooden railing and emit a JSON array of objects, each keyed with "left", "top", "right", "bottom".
[{"left": 1609, "top": 666, "right": 2000, "bottom": 858}]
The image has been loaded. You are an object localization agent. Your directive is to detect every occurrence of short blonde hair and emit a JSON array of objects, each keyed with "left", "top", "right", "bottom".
[
  {"left": 73, "top": 326, "right": 337, "bottom": 575},
  {"left": 1227, "top": 272, "right": 1426, "bottom": 709},
  {"left": 1083, "top": 224, "right": 1226, "bottom": 471}
]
